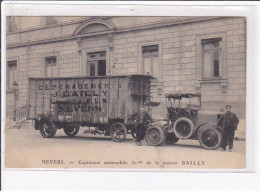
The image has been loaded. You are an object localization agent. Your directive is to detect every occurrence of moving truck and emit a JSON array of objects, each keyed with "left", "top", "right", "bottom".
[{"left": 27, "top": 75, "right": 154, "bottom": 142}]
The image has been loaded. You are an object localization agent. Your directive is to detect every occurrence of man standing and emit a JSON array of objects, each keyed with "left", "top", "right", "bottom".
[
  {"left": 217, "top": 105, "right": 239, "bottom": 152},
  {"left": 134, "top": 105, "right": 154, "bottom": 146}
]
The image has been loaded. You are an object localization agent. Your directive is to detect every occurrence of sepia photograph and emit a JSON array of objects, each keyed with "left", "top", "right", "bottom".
[{"left": 4, "top": 15, "right": 247, "bottom": 169}]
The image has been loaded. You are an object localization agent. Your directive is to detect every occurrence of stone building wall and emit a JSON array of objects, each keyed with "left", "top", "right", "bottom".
[
  {"left": 111, "top": 17, "right": 246, "bottom": 118},
  {"left": 6, "top": 16, "right": 246, "bottom": 122}
]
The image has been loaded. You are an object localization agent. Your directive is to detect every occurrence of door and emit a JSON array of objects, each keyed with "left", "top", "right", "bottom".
[{"left": 87, "top": 51, "right": 106, "bottom": 76}]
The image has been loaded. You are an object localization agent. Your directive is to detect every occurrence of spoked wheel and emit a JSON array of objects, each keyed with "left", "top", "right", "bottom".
[
  {"left": 39, "top": 119, "right": 57, "bottom": 138},
  {"left": 63, "top": 126, "right": 79, "bottom": 137},
  {"left": 198, "top": 128, "right": 222, "bottom": 150},
  {"left": 110, "top": 122, "right": 127, "bottom": 142},
  {"left": 145, "top": 125, "right": 165, "bottom": 146}
]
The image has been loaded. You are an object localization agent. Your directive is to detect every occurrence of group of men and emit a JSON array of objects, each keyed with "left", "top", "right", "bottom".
[{"left": 133, "top": 104, "right": 239, "bottom": 151}]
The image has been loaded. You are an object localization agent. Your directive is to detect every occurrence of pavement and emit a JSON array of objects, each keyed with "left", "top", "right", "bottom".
[
  {"left": 235, "top": 119, "right": 246, "bottom": 141},
  {"left": 4, "top": 125, "right": 246, "bottom": 169}
]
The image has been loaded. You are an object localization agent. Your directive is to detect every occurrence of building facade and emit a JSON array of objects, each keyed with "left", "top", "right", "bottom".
[{"left": 6, "top": 16, "right": 246, "bottom": 122}]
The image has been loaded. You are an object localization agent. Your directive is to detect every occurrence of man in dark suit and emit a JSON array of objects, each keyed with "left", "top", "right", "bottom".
[
  {"left": 134, "top": 105, "right": 154, "bottom": 146},
  {"left": 217, "top": 105, "right": 239, "bottom": 152}
]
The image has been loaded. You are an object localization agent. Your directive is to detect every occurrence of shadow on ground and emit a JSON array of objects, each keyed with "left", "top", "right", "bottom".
[{"left": 52, "top": 135, "right": 133, "bottom": 143}]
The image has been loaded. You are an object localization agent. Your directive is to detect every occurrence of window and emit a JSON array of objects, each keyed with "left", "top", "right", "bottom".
[
  {"left": 142, "top": 45, "right": 159, "bottom": 78},
  {"left": 7, "top": 17, "right": 17, "bottom": 32},
  {"left": 45, "top": 56, "right": 58, "bottom": 77},
  {"left": 202, "top": 38, "right": 222, "bottom": 79},
  {"left": 7, "top": 60, "right": 17, "bottom": 89},
  {"left": 87, "top": 51, "right": 106, "bottom": 76}
]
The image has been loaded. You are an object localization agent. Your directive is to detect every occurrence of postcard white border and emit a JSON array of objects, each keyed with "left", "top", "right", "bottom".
[{"left": 1, "top": 1, "right": 259, "bottom": 190}]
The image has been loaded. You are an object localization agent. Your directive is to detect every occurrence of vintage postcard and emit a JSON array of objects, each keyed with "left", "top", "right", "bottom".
[{"left": 3, "top": 15, "right": 247, "bottom": 170}]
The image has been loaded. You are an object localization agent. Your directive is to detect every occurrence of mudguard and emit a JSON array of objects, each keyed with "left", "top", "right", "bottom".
[{"left": 195, "top": 122, "right": 219, "bottom": 135}]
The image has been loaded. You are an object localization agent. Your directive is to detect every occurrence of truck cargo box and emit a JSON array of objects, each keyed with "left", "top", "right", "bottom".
[{"left": 28, "top": 75, "right": 153, "bottom": 125}]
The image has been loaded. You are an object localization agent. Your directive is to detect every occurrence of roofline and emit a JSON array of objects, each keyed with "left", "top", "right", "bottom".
[
  {"left": 7, "top": 16, "right": 229, "bottom": 49},
  {"left": 28, "top": 74, "right": 154, "bottom": 80}
]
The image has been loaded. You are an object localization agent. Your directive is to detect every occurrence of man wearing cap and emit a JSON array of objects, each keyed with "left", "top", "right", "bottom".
[
  {"left": 133, "top": 105, "right": 154, "bottom": 146},
  {"left": 217, "top": 105, "right": 239, "bottom": 152}
]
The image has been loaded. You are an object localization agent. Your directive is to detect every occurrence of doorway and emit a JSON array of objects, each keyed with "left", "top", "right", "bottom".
[{"left": 87, "top": 51, "right": 106, "bottom": 76}]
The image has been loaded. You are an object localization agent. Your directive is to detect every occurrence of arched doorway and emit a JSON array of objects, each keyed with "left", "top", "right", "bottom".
[{"left": 74, "top": 19, "right": 116, "bottom": 76}]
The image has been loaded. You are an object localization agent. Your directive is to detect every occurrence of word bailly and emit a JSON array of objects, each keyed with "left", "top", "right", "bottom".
[{"left": 182, "top": 161, "right": 205, "bottom": 166}]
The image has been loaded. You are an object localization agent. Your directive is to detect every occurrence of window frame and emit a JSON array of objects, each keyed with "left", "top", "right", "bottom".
[
  {"left": 87, "top": 51, "right": 107, "bottom": 76},
  {"left": 45, "top": 56, "right": 57, "bottom": 77},
  {"left": 142, "top": 45, "right": 159, "bottom": 76},
  {"left": 41, "top": 52, "right": 59, "bottom": 78},
  {"left": 83, "top": 47, "right": 110, "bottom": 76},
  {"left": 196, "top": 33, "right": 227, "bottom": 88},
  {"left": 138, "top": 40, "right": 162, "bottom": 81},
  {"left": 201, "top": 39, "right": 222, "bottom": 79},
  {"left": 6, "top": 59, "right": 18, "bottom": 90}
]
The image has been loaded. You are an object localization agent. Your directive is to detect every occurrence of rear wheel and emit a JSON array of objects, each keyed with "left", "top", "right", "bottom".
[
  {"left": 63, "top": 126, "right": 79, "bottom": 137},
  {"left": 39, "top": 119, "right": 57, "bottom": 138},
  {"left": 198, "top": 128, "right": 222, "bottom": 150},
  {"left": 145, "top": 125, "right": 165, "bottom": 146},
  {"left": 110, "top": 122, "right": 127, "bottom": 142}
]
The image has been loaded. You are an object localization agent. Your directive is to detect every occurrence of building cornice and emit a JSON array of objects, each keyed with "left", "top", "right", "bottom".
[
  {"left": 6, "top": 16, "right": 115, "bottom": 35},
  {"left": 7, "top": 16, "right": 224, "bottom": 49},
  {"left": 115, "top": 16, "right": 218, "bottom": 33}
]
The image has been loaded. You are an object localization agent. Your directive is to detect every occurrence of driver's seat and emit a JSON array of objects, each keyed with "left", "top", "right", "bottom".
[{"left": 167, "top": 107, "right": 181, "bottom": 121}]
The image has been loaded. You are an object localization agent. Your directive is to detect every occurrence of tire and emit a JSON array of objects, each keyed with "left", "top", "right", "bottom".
[
  {"left": 173, "top": 117, "right": 194, "bottom": 139},
  {"left": 110, "top": 122, "right": 127, "bottom": 142},
  {"left": 39, "top": 119, "right": 57, "bottom": 138},
  {"left": 198, "top": 128, "right": 222, "bottom": 150},
  {"left": 145, "top": 125, "right": 165, "bottom": 146},
  {"left": 63, "top": 126, "right": 79, "bottom": 137}
]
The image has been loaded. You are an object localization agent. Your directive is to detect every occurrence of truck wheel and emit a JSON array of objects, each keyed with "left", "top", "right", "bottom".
[
  {"left": 39, "top": 119, "right": 57, "bottom": 138},
  {"left": 64, "top": 126, "right": 79, "bottom": 137},
  {"left": 198, "top": 128, "right": 222, "bottom": 150},
  {"left": 145, "top": 125, "right": 165, "bottom": 146},
  {"left": 173, "top": 117, "right": 194, "bottom": 139},
  {"left": 110, "top": 122, "right": 127, "bottom": 142}
]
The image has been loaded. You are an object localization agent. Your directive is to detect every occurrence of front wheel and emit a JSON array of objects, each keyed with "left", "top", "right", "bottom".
[
  {"left": 110, "top": 122, "right": 127, "bottom": 142},
  {"left": 198, "top": 128, "right": 222, "bottom": 150},
  {"left": 145, "top": 125, "right": 165, "bottom": 146},
  {"left": 63, "top": 126, "right": 79, "bottom": 137},
  {"left": 39, "top": 119, "right": 57, "bottom": 138},
  {"left": 173, "top": 117, "right": 194, "bottom": 139}
]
